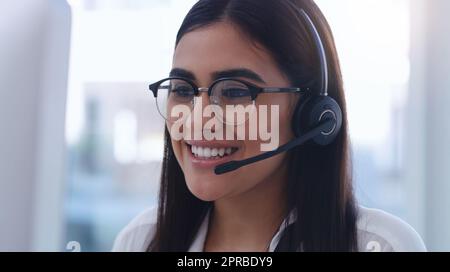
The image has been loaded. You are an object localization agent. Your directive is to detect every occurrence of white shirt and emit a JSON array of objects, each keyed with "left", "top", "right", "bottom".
[{"left": 112, "top": 205, "right": 426, "bottom": 252}]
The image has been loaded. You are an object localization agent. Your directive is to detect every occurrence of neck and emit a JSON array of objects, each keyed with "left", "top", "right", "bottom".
[{"left": 204, "top": 164, "right": 289, "bottom": 252}]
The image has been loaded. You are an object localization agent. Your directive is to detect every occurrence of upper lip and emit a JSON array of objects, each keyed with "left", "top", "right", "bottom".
[{"left": 184, "top": 140, "right": 240, "bottom": 148}]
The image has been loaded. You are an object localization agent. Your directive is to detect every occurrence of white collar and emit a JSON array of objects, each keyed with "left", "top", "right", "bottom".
[{"left": 188, "top": 208, "right": 297, "bottom": 252}]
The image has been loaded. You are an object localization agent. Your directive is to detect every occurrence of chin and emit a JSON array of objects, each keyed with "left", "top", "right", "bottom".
[{"left": 184, "top": 174, "right": 232, "bottom": 202}]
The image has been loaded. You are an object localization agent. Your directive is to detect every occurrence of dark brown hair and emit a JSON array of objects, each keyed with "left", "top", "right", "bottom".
[{"left": 148, "top": 0, "right": 358, "bottom": 251}]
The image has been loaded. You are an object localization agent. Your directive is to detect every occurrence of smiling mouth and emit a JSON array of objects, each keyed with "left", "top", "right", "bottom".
[{"left": 186, "top": 143, "right": 239, "bottom": 160}]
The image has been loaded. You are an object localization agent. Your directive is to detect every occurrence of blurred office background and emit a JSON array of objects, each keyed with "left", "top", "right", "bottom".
[{"left": 0, "top": 0, "right": 449, "bottom": 251}]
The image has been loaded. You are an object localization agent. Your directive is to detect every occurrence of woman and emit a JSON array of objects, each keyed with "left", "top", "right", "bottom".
[{"left": 113, "top": 0, "right": 426, "bottom": 252}]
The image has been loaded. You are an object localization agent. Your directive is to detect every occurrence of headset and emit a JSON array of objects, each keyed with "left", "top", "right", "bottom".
[{"left": 214, "top": 6, "right": 342, "bottom": 175}]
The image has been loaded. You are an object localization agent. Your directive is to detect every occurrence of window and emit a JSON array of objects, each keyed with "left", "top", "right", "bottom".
[{"left": 317, "top": 0, "right": 410, "bottom": 217}]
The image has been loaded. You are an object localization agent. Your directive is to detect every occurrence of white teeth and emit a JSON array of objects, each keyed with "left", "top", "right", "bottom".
[
  {"left": 189, "top": 145, "right": 236, "bottom": 159},
  {"left": 203, "top": 147, "right": 211, "bottom": 157}
]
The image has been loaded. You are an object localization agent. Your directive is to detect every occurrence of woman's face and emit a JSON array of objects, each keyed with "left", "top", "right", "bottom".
[{"left": 169, "top": 22, "right": 297, "bottom": 201}]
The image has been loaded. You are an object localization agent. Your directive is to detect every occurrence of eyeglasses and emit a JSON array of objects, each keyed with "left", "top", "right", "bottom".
[{"left": 149, "top": 77, "right": 308, "bottom": 123}]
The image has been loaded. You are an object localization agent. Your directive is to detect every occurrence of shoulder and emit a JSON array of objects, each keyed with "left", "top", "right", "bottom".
[
  {"left": 111, "top": 206, "right": 158, "bottom": 252},
  {"left": 356, "top": 205, "right": 427, "bottom": 252}
]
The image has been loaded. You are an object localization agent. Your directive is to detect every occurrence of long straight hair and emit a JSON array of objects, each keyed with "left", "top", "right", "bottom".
[{"left": 148, "top": 0, "right": 358, "bottom": 251}]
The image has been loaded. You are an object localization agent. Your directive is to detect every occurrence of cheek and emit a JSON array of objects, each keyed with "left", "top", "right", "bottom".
[
  {"left": 256, "top": 95, "right": 296, "bottom": 148},
  {"left": 167, "top": 120, "right": 184, "bottom": 168},
  {"left": 279, "top": 102, "right": 296, "bottom": 143},
  {"left": 214, "top": 101, "right": 293, "bottom": 194},
  {"left": 170, "top": 138, "right": 183, "bottom": 163}
]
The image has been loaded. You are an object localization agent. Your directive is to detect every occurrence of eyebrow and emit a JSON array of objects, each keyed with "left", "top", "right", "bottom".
[{"left": 169, "top": 68, "right": 266, "bottom": 84}]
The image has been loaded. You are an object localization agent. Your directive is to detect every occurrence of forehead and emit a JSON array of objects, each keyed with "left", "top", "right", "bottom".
[{"left": 172, "top": 22, "right": 283, "bottom": 84}]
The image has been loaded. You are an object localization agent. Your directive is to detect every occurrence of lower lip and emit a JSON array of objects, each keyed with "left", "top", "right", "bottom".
[{"left": 186, "top": 144, "right": 239, "bottom": 169}]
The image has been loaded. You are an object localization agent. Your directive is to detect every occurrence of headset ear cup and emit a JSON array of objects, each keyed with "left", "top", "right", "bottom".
[
  {"left": 292, "top": 95, "right": 342, "bottom": 146},
  {"left": 311, "top": 96, "right": 342, "bottom": 145}
]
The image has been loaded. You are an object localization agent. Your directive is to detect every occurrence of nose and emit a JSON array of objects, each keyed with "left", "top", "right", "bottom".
[
  {"left": 184, "top": 89, "right": 218, "bottom": 140},
  {"left": 192, "top": 89, "right": 210, "bottom": 110}
]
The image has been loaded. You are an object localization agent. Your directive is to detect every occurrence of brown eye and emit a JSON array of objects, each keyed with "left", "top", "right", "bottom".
[{"left": 222, "top": 88, "right": 251, "bottom": 99}]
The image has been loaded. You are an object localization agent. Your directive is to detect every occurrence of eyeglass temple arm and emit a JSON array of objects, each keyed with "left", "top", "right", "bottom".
[{"left": 260, "top": 87, "right": 309, "bottom": 93}]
